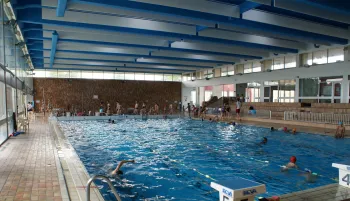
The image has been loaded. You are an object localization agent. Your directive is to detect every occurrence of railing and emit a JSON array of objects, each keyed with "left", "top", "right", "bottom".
[
  {"left": 86, "top": 175, "right": 122, "bottom": 201},
  {"left": 284, "top": 111, "right": 350, "bottom": 125}
]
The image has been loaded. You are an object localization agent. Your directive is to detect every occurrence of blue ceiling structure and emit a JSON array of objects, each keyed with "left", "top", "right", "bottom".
[{"left": 12, "top": 0, "right": 350, "bottom": 74}]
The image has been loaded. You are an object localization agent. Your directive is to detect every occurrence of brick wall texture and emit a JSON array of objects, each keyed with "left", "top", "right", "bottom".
[{"left": 33, "top": 78, "right": 181, "bottom": 113}]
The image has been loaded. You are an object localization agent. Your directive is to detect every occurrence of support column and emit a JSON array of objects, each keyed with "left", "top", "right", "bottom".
[
  {"left": 259, "top": 82, "right": 264, "bottom": 102},
  {"left": 295, "top": 78, "right": 300, "bottom": 102},
  {"left": 341, "top": 75, "right": 349, "bottom": 103},
  {"left": 344, "top": 46, "right": 349, "bottom": 62}
]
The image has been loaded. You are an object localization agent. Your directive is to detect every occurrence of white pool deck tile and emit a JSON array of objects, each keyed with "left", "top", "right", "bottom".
[{"left": 1, "top": 116, "right": 350, "bottom": 201}]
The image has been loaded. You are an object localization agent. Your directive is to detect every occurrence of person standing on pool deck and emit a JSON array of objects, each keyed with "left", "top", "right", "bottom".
[
  {"left": 134, "top": 101, "right": 139, "bottom": 115},
  {"left": 169, "top": 103, "right": 173, "bottom": 115},
  {"left": 236, "top": 98, "right": 242, "bottom": 121},
  {"left": 335, "top": 122, "right": 345, "bottom": 139},
  {"left": 187, "top": 103, "right": 191, "bottom": 117},
  {"left": 111, "top": 160, "right": 135, "bottom": 175},
  {"left": 154, "top": 103, "right": 159, "bottom": 115}
]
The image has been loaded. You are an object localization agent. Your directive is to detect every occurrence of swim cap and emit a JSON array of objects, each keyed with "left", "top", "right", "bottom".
[
  {"left": 283, "top": 127, "right": 288, "bottom": 132},
  {"left": 339, "top": 122, "right": 343, "bottom": 125},
  {"left": 290, "top": 156, "right": 297, "bottom": 163},
  {"left": 270, "top": 127, "right": 274, "bottom": 131},
  {"left": 292, "top": 128, "right": 296, "bottom": 132}
]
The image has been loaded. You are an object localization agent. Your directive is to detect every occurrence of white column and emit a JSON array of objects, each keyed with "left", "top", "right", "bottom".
[
  {"left": 295, "top": 77, "right": 300, "bottom": 102},
  {"left": 259, "top": 82, "right": 264, "bottom": 102},
  {"left": 344, "top": 46, "right": 349, "bottom": 62},
  {"left": 341, "top": 74, "right": 349, "bottom": 103}
]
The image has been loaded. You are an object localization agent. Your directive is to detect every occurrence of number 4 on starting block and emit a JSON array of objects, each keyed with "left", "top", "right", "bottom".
[{"left": 332, "top": 163, "right": 350, "bottom": 188}]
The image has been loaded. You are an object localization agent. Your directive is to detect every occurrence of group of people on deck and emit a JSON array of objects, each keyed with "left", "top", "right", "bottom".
[{"left": 98, "top": 101, "right": 175, "bottom": 115}]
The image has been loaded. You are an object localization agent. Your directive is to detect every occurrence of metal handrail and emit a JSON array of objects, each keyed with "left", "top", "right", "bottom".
[{"left": 86, "top": 175, "right": 122, "bottom": 201}]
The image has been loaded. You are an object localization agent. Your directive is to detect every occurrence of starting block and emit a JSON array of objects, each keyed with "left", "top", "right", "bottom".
[
  {"left": 211, "top": 177, "right": 266, "bottom": 201},
  {"left": 332, "top": 163, "right": 350, "bottom": 188}
]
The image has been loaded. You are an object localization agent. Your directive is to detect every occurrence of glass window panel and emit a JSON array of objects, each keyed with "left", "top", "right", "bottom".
[
  {"left": 272, "top": 57, "right": 284, "bottom": 70},
  {"left": 214, "top": 68, "right": 221, "bottom": 77},
  {"left": 173, "top": 75, "right": 182, "bottom": 82},
  {"left": 33, "top": 70, "right": 46, "bottom": 78},
  {"left": 46, "top": 70, "right": 57, "bottom": 78},
  {"left": 93, "top": 71, "right": 104, "bottom": 79},
  {"left": 299, "top": 78, "right": 318, "bottom": 97},
  {"left": 313, "top": 50, "right": 327, "bottom": 64},
  {"left": 70, "top": 71, "right": 81, "bottom": 79},
  {"left": 252, "top": 62, "right": 261, "bottom": 72},
  {"left": 125, "top": 72, "right": 135, "bottom": 80},
  {"left": 244, "top": 63, "right": 252, "bottom": 73},
  {"left": 135, "top": 73, "right": 145, "bottom": 80},
  {"left": 204, "top": 70, "right": 214, "bottom": 78},
  {"left": 103, "top": 72, "right": 114, "bottom": 80},
  {"left": 164, "top": 74, "right": 173, "bottom": 81},
  {"left": 319, "top": 82, "right": 332, "bottom": 97},
  {"left": 328, "top": 48, "right": 344, "bottom": 63},
  {"left": 115, "top": 72, "right": 124, "bottom": 80},
  {"left": 334, "top": 83, "right": 341, "bottom": 97},
  {"left": 81, "top": 71, "right": 93, "bottom": 79},
  {"left": 154, "top": 74, "right": 163, "bottom": 81},
  {"left": 221, "top": 66, "right": 228, "bottom": 76},
  {"left": 191, "top": 73, "right": 196, "bottom": 81},
  {"left": 285, "top": 56, "right": 296, "bottom": 68},
  {"left": 145, "top": 73, "right": 154, "bottom": 81},
  {"left": 182, "top": 74, "right": 189, "bottom": 81},
  {"left": 57, "top": 70, "right": 70, "bottom": 78}
]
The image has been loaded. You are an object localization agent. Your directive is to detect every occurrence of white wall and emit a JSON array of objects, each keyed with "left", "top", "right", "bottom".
[{"left": 181, "top": 84, "right": 194, "bottom": 107}]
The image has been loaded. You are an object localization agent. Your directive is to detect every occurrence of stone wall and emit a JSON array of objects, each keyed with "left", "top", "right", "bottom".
[{"left": 33, "top": 78, "right": 181, "bottom": 113}]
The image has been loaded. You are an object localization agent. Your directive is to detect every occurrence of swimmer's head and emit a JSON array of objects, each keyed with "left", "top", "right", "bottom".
[
  {"left": 112, "top": 120, "right": 115, "bottom": 124},
  {"left": 290, "top": 156, "right": 297, "bottom": 163},
  {"left": 231, "top": 122, "right": 236, "bottom": 126},
  {"left": 283, "top": 127, "right": 288, "bottom": 132},
  {"left": 270, "top": 127, "right": 274, "bottom": 131},
  {"left": 116, "top": 170, "right": 123, "bottom": 175},
  {"left": 292, "top": 128, "right": 296, "bottom": 133},
  {"left": 108, "top": 119, "right": 111, "bottom": 122},
  {"left": 339, "top": 121, "right": 343, "bottom": 126},
  {"left": 262, "top": 137, "right": 267, "bottom": 143}
]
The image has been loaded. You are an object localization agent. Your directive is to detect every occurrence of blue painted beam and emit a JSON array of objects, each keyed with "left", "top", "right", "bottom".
[
  {"left": 64, "top": 0, "right": 347, "bottom": 45},
  {"left": 23, "top": 30, "right": 262, "bottom": 59},
  {"left": 42, "top": 63, "right": 194, "bottom": 72},
  {"left": 50, "top": 31, "right": 59, "bottom": 68},
  {"left": 239, "top": 1, "right": 260, "bottom": 14},
  {"left": 56, "top": 0, "right": 68, "bottom": 17},
  {"left": 17, "top": 8, "right": 302, "bottom": 53},
  {"left": 30, "top": 56, "right": 213, "bottom": 69}
]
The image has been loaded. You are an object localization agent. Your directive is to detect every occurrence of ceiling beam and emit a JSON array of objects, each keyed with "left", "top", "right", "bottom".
[
  {"left": 49, "top": 31, "right": 58, "bottom": 68},
  {"left": 56, "top": 0, "right": 68, "bottom": 17}
]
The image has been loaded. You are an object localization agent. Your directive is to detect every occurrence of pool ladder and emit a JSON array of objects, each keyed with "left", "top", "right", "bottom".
[{"left": 86, "top": 175, "right": 122, "bottom": 201}]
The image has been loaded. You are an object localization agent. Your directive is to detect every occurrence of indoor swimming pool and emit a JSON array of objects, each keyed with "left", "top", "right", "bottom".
[{"left": 59, "top": 119, "right": 350, "bottom": 201}]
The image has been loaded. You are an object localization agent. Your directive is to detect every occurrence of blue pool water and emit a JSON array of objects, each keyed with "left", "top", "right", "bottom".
[{"left": 59, "top": 119, "right": 350, "bottom": 200}]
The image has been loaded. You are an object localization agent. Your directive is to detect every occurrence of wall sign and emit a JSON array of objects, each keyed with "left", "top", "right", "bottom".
[{"left": 93, "top": 95, "right": 98, "bottom": 99}]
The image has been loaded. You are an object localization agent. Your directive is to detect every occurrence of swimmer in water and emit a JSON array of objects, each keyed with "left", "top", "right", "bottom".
[
  {"left": 111, "top": 120, "right": 115, "bottom": 124},
  {"left": 302, "top": 169, "right": 318, "bottom": 183},
  {"left": 260, "top": 137, "right": 267, "bottom": 145},
  {"left": 281, "top": 156, "right": 298, "bottom": 171},
  {"left": 108, "top": 119, "right": 112, "bottom": 123},
  {"left": 111, "top": 160, "right": 135, "bottom": 175},
  {"left": 270, "top": 127, "right": 275, "bottom": 131},
  {"left": 292, "top": 128, "right": 297, "bottom": 134}
]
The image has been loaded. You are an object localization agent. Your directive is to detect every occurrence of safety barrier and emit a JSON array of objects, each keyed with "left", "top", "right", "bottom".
[{"left": 284, "top": 111, "right": 350, "bottom": 125}]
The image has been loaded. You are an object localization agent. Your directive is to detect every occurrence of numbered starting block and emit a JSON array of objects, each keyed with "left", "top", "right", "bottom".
[
  {"left": 332, "top": 163, "right": 350, "bottom": 188},
  {"left": 210, "top": 177, "right": 266, "bottom": 201}
]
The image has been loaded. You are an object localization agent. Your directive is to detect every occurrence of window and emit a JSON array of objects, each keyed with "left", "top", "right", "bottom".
[
  {"left": 191, "top": 90, "right": 196, "bottom": 105},
  {"left": 204, "top": 91, "right": 212, "bottom": 101},
  {"left": 299, "top": 78, "right": 318, "bottom": 97},
  {"left": 182, "top": 73, "right": 190, "bottom": 81},
  {"left": 46, "top": 70, "right": 57, "bottom": 78},
  {"left": 214, "top": 68, "right": 221, "bottom": 77},
  {"left": 115, "top": 72, "right": 124, "bottom": 80},
  {"left": 227, "top": 65, "right": 234, "bottom": 75},
  {"left": 204, "top": 70, "right": 213, "bottom": 78},
  {"left": 93, "top": 71, "right": 104, "bottom": 79},
  {"left": 313, "top": 50, "right": 327, "bottom": 64},
  {"left": 221, "top": 66, "right": 228, "bottom": 76},
  {"left": 172, "top": 75, "right": 182, "bottom": 82},
  {"left": 81, "top": 71, "right": 93, "bottom": 79},
  {"left": 285, "top": 56, "right": 296, "bottom": 68},
  {"left": 272, "top": 57, "right": 284, "bottom": 70},
  {"left": 145, "top": 73, "right": 154, "bottom": 81},
  {"left": 70, "top": 71, "right": 81, "bottom": 79},
  {"left": 164, "top": 74, "right": 173, "bottom": 81},
  {"left": 125, "top": 72, "right": 135, "bottom": 80},
  {"left": 244, "top": 63, "right": 252, "bottom": 74},
  {"left": 328, "top": 48, "right": 344, "bottom": 63},
  {"left": 57, "top": 71, "right": 70, "bottom": 78},
  {"left": 103, "top": 72, "right": 115, "bottom": 80},
  {"left": 154, "top": 74, "right": 163, "bottom": 81},
  {"left": 252, "top": 62, "right": 261, "bottom": 72},
  {"left": 135, "top": 73, "right": 145, "bottom": 80}
]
